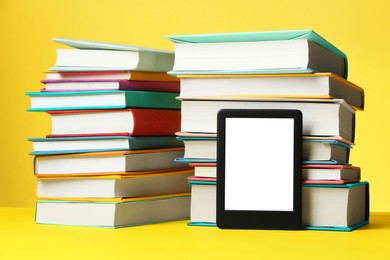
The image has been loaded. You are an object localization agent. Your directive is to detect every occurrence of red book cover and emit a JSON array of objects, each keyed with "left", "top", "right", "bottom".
[
  {"left": 46, "top": 109, "right": 181, "bottom": 137},
  {"left": 131, "top": 108, "right": 181, "bottom": 136}
]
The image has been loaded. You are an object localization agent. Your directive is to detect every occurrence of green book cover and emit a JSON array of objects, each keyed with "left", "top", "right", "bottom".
[{"left": 28, "top": 136, "right": 183, "bottom": 155}]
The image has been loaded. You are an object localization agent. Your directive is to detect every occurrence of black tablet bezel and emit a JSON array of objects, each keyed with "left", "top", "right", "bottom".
[{"left": 216, "top": 109, "right": 302, "bottom": 230}]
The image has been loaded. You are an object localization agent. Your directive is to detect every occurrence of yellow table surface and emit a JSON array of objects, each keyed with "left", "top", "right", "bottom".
[{"left": 0, "top": 208, "right": 389, "bottom": 260}]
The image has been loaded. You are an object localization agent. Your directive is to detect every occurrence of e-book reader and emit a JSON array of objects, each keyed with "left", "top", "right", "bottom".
[{"left": 216, "top": 109, "right": 302, "bottom": 230}]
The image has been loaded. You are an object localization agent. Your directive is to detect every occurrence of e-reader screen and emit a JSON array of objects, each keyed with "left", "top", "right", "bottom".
[{"left": 216, "top": 109, "right": 302, "bottom": 230}]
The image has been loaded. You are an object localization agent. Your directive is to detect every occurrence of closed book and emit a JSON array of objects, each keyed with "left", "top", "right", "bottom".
[
  {"left": 41, "top": 79, "right": 179, "bottom": 92},
  {"left": 35, "top": 193, "right": 191, "bottom": 228},
  {"left": 177, "top": 136, "right": 351, "bottom": 163},
  {"left": 302, "top": 165, "right": 361, "bottom": 182},
  {"left": 302, "top": 182, "right": 369, "bottom": 231},
  {"left": 180, "top": 99, "right": 355, "bottom": 142},
  {"left": 188, "top": 177, "right": 217, "bottom": 225},
  {"left": 45, "top": 71, "right": 178, "bottom": 81},
  {"left": 28, "top": 136, "right": 183, "bottom": 155},
  {"left": 177, "top": 73, "right": 364, "bottom": 110},
  {"left": 36, "top": 169, "right": 193, "bottom": 198},
  {"left": 187, "top": 179, "right": 369, "bottom": 231},
  {"left": 302, "top": 139, "right": 352, "bottom": 162},
  {"left": 189, "top": 163, "right": 360, "bottom": 182},
  {"left": 51, "top": 38, "right": 174, "bottom": 72},
  {"left": 190, "top": 162, "right": 217, "bottom": 178},
  {"left": 34, "top": 148, "right": 186, "bottom": 177},
  {"left": 26, "top": 90, "right": 180, "bottom": 111},
  {"left": 46, "top": 108, "right": 180, "bottom": 137},
  {"left": 167, "top": 30, "right": 347, "bottom": 78}
]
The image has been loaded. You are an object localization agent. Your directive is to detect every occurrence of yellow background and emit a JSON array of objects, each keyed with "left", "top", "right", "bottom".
[
  {"left": 1, "top": 0, "right": 389, "bottom": 211},
  {"left": 1, "top": 208, "right": 390, "bottom": 259}
]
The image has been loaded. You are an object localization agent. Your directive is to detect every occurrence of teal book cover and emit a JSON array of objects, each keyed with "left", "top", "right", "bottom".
[
  {"left": 303, "top": 160, "right": 351, "bottom": 165},
  {"left": 175, "top": 158, "right": 216, "bottom": 164},
  {"left": 167, "top": 29, "right": 348, "bottom": 78},
  {"left": 303, "top": 181, "right": 370, "bottom": 231}
]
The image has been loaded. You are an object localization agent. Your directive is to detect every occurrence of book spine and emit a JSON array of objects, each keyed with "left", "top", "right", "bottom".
[
  {"left": 124, "top": 91, "right": 181, "bottom": 109},
  {"left": 131, "top": 109, "right": 181, "bottom": 136}
]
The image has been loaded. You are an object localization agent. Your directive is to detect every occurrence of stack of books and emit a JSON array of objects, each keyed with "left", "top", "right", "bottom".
[
  {"left": 167, "top": 29, "right": 369, "bottom": 231},
  {"left": 26, "top": 38, "right": 194, "bottom": 228}
]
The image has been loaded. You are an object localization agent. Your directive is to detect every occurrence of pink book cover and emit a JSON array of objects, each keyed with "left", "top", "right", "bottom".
[
  {"left": 302, "top": 179, "right": 361, "bottom": 184},
  {"left": 46, "top": 132, "right": 133, "bottom": 138},
  {"left": 41, "top": 79, "right": 180, "bottom": 92},
  {"left": 44, "top": 71, "right": 179, "bottom": 81},
  {"left": 187, "top": 176, "right": 216, "bottom": 182},
  {"left": 189, "top": 162, "right": 217, "bottom": 167}
]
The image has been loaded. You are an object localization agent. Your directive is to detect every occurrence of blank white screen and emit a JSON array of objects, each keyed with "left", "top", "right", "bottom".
[{"left": 224, "top": 117, "right": 294, "bottom": 211}]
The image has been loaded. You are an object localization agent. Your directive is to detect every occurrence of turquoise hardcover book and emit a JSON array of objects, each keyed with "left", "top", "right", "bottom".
[
  {"left": 302, "top": 181, "right": 369, "bottom": 231},
  {"left": 187, "top": 179, "right": 369, "bottom": 231},
  {"left": 167, "top": 30, "right": 348, "bottom": 78}
]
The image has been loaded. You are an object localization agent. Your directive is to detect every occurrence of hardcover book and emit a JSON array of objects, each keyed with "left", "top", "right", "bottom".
[
  {"left": 302, "top": 165, "right": 361, "bottom": 182},
  {"left": 41, "top": 79, "right": 179, "bottom": 92},
  {"left": 167, "top": 30, "right": 348, "bottom": 78},
  {"left": 35, "top": 193, "right": 191, "bottom": 228},
  {"left": 177, "top": 136, "right": 352, "bottom": 163},
  {"left": 180, "top": 99, "right": 356, "bottom": 141},
  {"left": 26, "top": 90, "right": 180, "bottom": 111},
  {"left": 46, "top": 108, "right": 181, "bottom": 137},
  {"left": 45, "top": 71, "right": 179, "bottom": 81},
  {"left": 37, "top": 169, "right": 193, "bottom": 198},
  {"left": 34, "top": 148, "right": 186, "bottom": 176},
  {"left": 50, "top": 38, "right": 175, "bottom": 72},
  {"left": 29, "top": 135, "right": 183, "bottom": 155},
  {"left": 177, "top": 73, "right": 363, "bottom": 109},
  {"left": 187, "top": 179, "right": 369, "bottom": 231}
]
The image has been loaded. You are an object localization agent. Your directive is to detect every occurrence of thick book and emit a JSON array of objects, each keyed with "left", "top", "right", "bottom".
[
  {"left": 46, "top": 108, "right": 181, "bottom": 137},
  {"left": 50, "top": 38, "right": 174, "bottom": 72},
  {"left": 34, "top": 148, "right": 186, "bottom": 177},
  {"left": 26, "top": 90, "right": 180, "bottom": 111},
  {"left": 41, "top": 79, "right": 179, "bottom": 92},
  {"left": 187, "top": 179, "right": 369, "bottom": 231},
  {"left": 36, "top": 169, "right": 193, "bottom": 198},
  {"left": 28, "top": 136, "right": 183, "bottom": 155},
  {"left": 35, "top": 193, "right": 191, "bottom": 228},
  {"left": 167, "top": 30, "right": 347, "bottom": 78},
  {"left": 177, "top": 73, "right": 364, "bottom": 110},
  {"left": 302, "top": 182, "right": 369, "bottom": 231},
  {"left": 177, "top": 135, "right": 351, "bottom": 163},
  {"left": 45, "top": 71, "right": 179, "bottom": 81},
  {"left": 180, "top": 99, "right": 356, "bottom": 142},
  {"left": 188, "top": 177, "right": 217, "bottom": 225}
]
